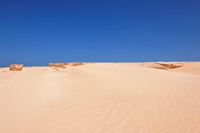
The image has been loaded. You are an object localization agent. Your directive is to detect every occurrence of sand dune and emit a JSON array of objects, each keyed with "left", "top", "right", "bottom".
[{"left": 0, "top": 62, "right": 200, "bottom": 132}]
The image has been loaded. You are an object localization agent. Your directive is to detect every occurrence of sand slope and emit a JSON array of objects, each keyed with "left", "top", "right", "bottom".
[{"left": 0, "top": 63, "right": 200, "bottom": 133}]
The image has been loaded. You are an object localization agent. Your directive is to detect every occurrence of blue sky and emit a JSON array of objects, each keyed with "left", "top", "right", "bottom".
[{"left": 0, "top": 0, "right": 200, "bottom": 66}]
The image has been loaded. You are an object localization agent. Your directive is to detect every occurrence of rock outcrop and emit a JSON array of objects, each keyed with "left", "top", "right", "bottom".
[
  {"left": 48, "top": 63, "right": 66, "bottom": 69},
  {"left": 48, "top": 62, "right": 84, "bottom": 71},
  {"left": 142, "top": 62, "right": 184, "bottom": 70},
  {"left": 64, "top": 62, "right": 84, "bottom": 66},
  {"left": 9, "top": 64, "right": 23, "bottom": 71},
  {"left": 156, "top": 63, "right": 184, "bottom": 69}
]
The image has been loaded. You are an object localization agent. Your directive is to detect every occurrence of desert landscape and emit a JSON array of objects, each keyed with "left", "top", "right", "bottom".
[{"left": 0, "top": 62, "right": 200, "bottom": 132}]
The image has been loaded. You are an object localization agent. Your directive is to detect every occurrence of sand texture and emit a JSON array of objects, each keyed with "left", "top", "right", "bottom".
[{"left": 0, "top": 62, "right": 200, "bottom": 133}]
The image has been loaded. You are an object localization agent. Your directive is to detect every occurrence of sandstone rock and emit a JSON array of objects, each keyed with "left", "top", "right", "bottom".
[
  {"left": 143, "top": 62, "right": 184, "bottom": 70},
  {"left": 64, "top": 62, "right": 84, "bottom": 67},
  {"left": 48, "top": 63, "right": 66, "bottom": 69},
  {"left": 9, "top": 64, "right": 23, "bottom": 71},
  {"left": 157, "top": 63, "right": 184, "bottom": 69}
]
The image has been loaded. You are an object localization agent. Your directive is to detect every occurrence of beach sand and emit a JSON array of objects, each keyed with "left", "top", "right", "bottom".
[{"left": 0, "top": 62, "right": 200, "bottom": 132}]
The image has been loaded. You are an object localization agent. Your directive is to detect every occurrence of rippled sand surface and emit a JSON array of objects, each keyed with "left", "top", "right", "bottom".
[{"left": 0, "top": 62, "right": 200, "bottom": 133}]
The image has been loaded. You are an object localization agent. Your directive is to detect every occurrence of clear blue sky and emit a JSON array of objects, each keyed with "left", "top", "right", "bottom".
[{"left": 0, "top": 0, "right": 200, "bottom": 66}]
